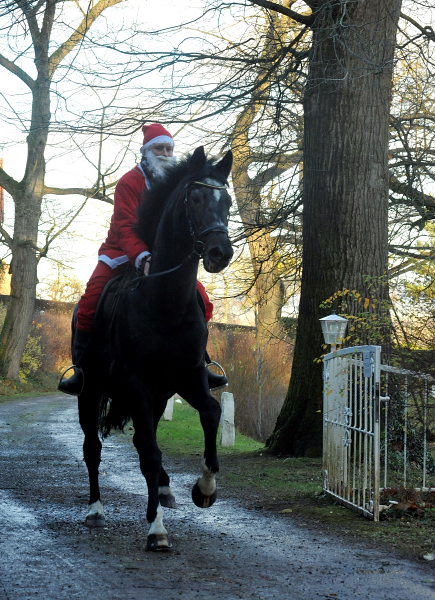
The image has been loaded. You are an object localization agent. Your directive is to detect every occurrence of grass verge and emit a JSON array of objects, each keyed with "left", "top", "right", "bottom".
[
  {"left": 156, "top": 401, "right": 435, "bottom": 562},
  {"left": 0, "top": 372, "right": 59, "bottom": 401}
]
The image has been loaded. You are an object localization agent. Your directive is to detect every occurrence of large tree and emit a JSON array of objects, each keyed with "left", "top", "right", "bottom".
[
  {"left": 266, "top": 0, "right": 402, "bottom": 455},
  {"left": 0, "top": 0, "right": 121, "bottom": 379}
]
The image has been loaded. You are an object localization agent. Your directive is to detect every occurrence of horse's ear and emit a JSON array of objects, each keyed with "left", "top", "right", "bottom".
[
  {"left": 215, "top": 150, "right": 233, "bottom": 180},
  {"left": 189, "top": 146, "right": 207, "bottom": 173}
]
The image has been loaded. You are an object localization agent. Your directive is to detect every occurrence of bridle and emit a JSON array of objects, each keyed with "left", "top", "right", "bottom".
[
  {"left": 185, "top": 180, "right": 229, "bottom": 259},
  {"left": 127, "top": 179, "right": 230, "bottom": 286}
]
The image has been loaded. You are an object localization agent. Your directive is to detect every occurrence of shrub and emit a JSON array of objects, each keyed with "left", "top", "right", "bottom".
[{"left": 208, "top": 324, "right": 293, "bottom": 442}]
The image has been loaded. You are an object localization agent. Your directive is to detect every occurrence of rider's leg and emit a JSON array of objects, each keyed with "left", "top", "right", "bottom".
[
  {"left": 58, "top": 329, "right": 93, "bottom": 395},
  {"left": 196, "top": 281, "right": 228, "bottom": 392},
  {"left": 58, "top": 262, "right": 123, "bottom": 396}
]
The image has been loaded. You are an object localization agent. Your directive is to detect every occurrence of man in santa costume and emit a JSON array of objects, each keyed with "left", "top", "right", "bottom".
[{"left": 58, "top": 123, "right": 227, "bottom": 395}]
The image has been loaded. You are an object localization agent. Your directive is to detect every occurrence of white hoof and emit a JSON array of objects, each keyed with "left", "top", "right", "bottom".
[
  {"left": 86, "top": 500, "right": 105, "bottom": 527},
  {"left": 147, "top": 505, "right": 170, "bottom": 550}
]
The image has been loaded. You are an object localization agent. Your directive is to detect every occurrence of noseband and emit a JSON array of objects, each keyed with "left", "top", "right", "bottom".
[{"left": 185, "top": 180, "right": 229, "bottom": 258}]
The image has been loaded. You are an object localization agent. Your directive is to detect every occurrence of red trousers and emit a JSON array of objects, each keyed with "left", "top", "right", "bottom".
[{"left": 76, "top": 261, "right": 213, "bottom": 332}]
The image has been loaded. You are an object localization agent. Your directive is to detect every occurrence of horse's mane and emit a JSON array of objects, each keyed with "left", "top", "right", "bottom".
[{"left": 135, "top": 152, "right": 227, "bottom": 251}]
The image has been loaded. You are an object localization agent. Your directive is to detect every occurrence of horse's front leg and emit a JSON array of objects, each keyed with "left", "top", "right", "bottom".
[
  {"left": 78, "top": 391, "right": 105, "bottom": 526},
  {"left": 179, "top": 370, "right": 221, "bottom": 508},
  {"left": 130, "top": 381, "right": 171, "bottom": 550}
]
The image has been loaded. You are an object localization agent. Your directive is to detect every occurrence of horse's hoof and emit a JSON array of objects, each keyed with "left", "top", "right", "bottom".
[
  {"left": 85, "top": 514, "right": 105, "bottom": 527},
  {"left": 192, "top": 481, "right": 217, "bottom": 508},
  {"left": 159, "top": 492, "right": 177, "bottom": 509},
  {"left": 146, "top": 533, "right": 172, "bottom": 551}
]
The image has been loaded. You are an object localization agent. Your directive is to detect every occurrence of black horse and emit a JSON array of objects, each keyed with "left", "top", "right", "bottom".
[{"left": 77, "top": 146, "right": 233, "bottom": 550}]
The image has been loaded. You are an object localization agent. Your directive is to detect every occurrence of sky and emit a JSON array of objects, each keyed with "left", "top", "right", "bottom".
[
  {"left": 0, "top": 0, "right": 215, "bottom": 285},
  {"left": 0, "top": 0, "right": 270, "bottom": 325}
]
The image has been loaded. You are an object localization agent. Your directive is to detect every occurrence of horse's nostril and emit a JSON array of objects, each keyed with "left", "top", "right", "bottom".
[{"left": 209, "top": 247, "right": 224, "bottom": 262}]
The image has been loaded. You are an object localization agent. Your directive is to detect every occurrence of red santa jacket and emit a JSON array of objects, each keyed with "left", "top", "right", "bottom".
[
  {"left": 98, "top": 166, "right": 150, "bottom": 268},
  {"left": 97, "top": 163, "right": 213, "bottom": 321}
]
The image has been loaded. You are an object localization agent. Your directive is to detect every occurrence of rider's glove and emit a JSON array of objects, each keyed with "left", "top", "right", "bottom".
[{"left": 137, "top": 254, "right": 152, "bottom": 276}]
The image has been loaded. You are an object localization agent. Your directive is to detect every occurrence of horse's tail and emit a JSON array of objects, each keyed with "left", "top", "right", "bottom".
[{"left": 99, "top": 395, "right": 131, "bottom": 438}]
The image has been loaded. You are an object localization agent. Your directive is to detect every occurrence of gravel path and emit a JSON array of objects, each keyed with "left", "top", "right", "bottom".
[{"left": 0, "top": 395, "right": 434, "bottom": 600}]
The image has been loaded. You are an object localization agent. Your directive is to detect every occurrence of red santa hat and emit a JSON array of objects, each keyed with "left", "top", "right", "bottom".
[{"left": 141, "top": 123, "right": 174, "bottom": 151}]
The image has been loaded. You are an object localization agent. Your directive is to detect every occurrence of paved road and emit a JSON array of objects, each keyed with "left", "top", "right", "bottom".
[{"left": 0, "top": 395, "right": 434, "bottom": 600}]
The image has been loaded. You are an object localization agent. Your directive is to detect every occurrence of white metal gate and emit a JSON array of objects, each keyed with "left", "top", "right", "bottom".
[{"left": 323, "top": 345, "right": 382, "bottom": 521}]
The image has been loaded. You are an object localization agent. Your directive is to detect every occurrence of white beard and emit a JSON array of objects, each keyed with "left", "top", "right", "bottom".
[{"left": 143, "top": 149, "right": 176, "bottom": 179}]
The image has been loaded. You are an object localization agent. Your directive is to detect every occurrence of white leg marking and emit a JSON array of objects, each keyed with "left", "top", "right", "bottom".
[
  {"left": 197, "top": 459, "right": 216, "bottom": 496},
  {"left": 158, "top": 485, "right": 172, "bottom": 496},
  {"left": 87, "top": 500, "right": 104, "bottom": 518},
  {"left": 148, "top": 504, "right": 167, "bottom": 536}
]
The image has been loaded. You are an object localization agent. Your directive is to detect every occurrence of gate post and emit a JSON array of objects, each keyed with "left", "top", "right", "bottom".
[{"left": 373, "top": 346, "right": 381, "bottom": 522}]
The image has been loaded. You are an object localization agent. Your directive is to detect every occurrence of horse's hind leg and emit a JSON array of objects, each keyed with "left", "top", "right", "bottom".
[
  {"left": 130, "top": 383, "right": 170, "bottom": 550},
  {"left": 158, "top": 466, "right": 177, "bottom": 509},
  {"left": 78, "top": 391, "right": 105, "bottom": 526},
  {"left": 178, "top": 371, "right": 221, "bottom": 509}
]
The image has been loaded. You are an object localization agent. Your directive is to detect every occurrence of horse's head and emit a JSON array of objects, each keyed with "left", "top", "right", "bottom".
[{"left": 184, "top": 147, "right": 234, "bottom": 273}]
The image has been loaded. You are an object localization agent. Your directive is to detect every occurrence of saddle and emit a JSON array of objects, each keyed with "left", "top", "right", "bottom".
[{"left": 93, "top": 264, "right": 137, "bottom": 336}]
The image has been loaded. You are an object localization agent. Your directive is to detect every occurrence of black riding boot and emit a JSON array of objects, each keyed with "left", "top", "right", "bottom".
[
  {"left": 58, "top": 330, "right": 93, "bottom": 396},
  {"left": 198, "top": 292, "right": 229, "bottom": 391},
  {"left": 205, "top": 351, "right": 228, "bottom": 392}
]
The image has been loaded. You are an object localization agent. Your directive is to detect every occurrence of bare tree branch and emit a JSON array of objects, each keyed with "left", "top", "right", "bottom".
[
  {"left": 248, "top": 0, "right": 313, "bottom": 25},
  {"left": 401, "top": 12, "right": 435, "bottom": 43},
  {"left": 0, "top": 52, "right": 35, "bottom": 89},
  {"left": 48, "top": 0, "right": 123, "bottom": 78},
  {"left": 43, "top": 184, "right": 116, "bottom": 204},
  {"left": 389, "top": 174, "right": 435, "bottom": 210},
  {"left": 0, "top": 165, "right": 19, "bottom": 197}
]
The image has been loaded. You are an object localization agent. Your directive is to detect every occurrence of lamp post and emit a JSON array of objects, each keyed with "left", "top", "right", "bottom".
[{"left": 319, "top": 311, "right": 348, "bottom": 350}]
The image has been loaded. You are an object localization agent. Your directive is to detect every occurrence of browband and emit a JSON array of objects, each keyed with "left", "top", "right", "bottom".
[{"left": 191, "top": 180, "right": 227, "bottom": 189}]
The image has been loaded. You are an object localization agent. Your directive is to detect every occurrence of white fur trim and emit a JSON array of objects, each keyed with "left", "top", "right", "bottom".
[
  {"left": 140, "top": 135, "right": 174, "bottom": 152},
  {"left": 98, "top": 254, "right": 129, "bottom": 269},
  {"left": 137, "top": 164, "right": 151, "bottom": 189},
  {"left": 135, "top": 251, "right": 151, "bottom": 269}
]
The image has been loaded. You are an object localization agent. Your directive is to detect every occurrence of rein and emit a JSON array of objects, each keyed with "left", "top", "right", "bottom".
[{"left": 121, "top": 179, "right": 229, "bottom": 290}]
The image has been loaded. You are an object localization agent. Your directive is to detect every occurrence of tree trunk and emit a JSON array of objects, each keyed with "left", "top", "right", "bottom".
[
  {"left": 266, "top": 0, "right": 401, "bottom": 456},
  {"left": 231, "top": 136, "right": 284, "bottom": 342},
  {"left": 0, "top": 1, "right": 122, "bottom": 380},
  {"left": 0, "top": 75, "right": 49, "bottom": 380}
]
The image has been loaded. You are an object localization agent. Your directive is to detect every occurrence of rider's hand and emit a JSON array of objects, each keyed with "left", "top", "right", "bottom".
[{"left": 138, "top": 254, "right": 151, "bottom": 276}]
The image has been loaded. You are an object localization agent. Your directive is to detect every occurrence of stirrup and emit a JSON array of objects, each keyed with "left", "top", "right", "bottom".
[
  {"left": 58, "top": 364, "right": 85, "bottom": 396},
  {"left": 206, "top": 360, "right": 228, "bottom": 391},
  {"left": 206, "top": 360, "right": 227, "bottom": 379}
]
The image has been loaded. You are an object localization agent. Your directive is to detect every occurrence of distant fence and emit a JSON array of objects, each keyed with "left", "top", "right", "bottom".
[{"left": 323, "top": 345, "right": 435, "bottom": 521}]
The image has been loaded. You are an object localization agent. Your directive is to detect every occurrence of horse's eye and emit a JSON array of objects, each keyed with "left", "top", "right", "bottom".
[{"left": 191, "top": 191, "right": 201, "bottom": 203}]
